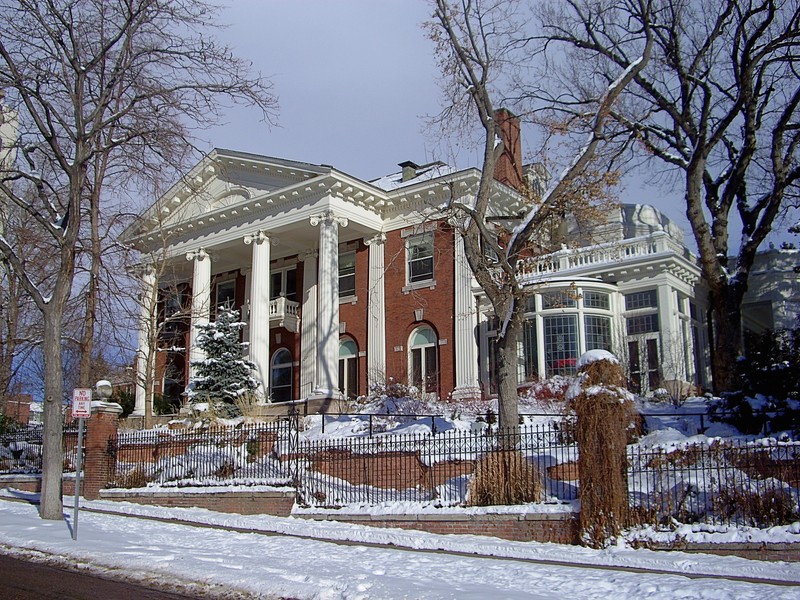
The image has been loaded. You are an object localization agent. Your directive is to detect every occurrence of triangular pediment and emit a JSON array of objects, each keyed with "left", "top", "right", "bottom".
[{"left": 125, "top": 149, "right": 330, "bottom": 242}]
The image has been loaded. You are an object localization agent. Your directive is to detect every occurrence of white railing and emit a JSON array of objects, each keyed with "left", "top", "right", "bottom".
[
  {"left": 269, "top": 297, "right": 300, "bottom": 332},
  {"left": 515, "top": 232, "right": 690, "bottom": 279}
]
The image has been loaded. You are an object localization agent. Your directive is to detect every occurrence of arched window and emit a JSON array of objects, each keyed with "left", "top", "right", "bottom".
[
  {"left": 338, "top": 338, "right": 358, "bottom": 399},
  {"left": 409, "top": 326, "right": 438, "bottom": 394},
  {"left": 270, "top": 348, "right": 293, "bottom": 402}
]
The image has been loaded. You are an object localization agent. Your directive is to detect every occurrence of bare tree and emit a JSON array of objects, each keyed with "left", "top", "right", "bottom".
[
  {"left": 529, "top": 0, "right": 800, "bottom": 392},
  {"left": 429, "top": 0, "right": 652, "bottom": 430},
  {"left": 0, "top": 0, "right": 276, "bottom": 519}
]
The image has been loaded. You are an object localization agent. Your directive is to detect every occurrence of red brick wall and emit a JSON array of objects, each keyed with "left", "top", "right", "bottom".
[
  {"left": 339, "top": 240, "right": 369, "bottom": 397},
  {"left": 83, "top": 409, "right": 120, "bottom": 500},
  {"left": 99, "top": 489, "right": 295, "bottom": 517},
  {"left": 383, "top": 221, "right": 457, "bottom": 397},
  {"left": 301, "top": 512, "right": 579, "bottom": 544},
  {"left": 6, "top": 394, "right": 32, "bottom": 425}
]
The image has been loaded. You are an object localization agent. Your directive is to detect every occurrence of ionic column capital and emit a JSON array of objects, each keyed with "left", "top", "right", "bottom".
[
  {"left": 299, "top": 250, "right": 319, "bottom": 262},
  {"left": 186, "top": 248, "right": 209, "bottom": 262},
  {"left": 243, "top": 230, "right": 276, "bottom": 246},
  {"left": 310, "top": 209, "right": 348, "bottom": 228},
  {"left": 364, "top": 232, "right": 386, "bottom": 246}
]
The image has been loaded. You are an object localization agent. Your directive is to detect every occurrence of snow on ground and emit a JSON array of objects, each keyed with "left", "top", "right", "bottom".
[{"left": 1, "top": 494, "right": 799, "bottom": 599}]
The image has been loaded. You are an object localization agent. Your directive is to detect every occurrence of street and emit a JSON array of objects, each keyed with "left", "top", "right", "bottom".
[{"left": 0, "top": 554, "right": 199, "bottom": 600}]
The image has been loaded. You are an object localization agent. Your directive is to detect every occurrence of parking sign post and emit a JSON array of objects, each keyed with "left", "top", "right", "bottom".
[{"left": 71, "top": 388, "right": 92, "bottom": 541}]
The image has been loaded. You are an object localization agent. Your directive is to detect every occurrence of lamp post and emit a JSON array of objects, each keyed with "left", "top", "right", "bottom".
[{"left": 95, "top": 379, "right": 113, "bottom": 402}]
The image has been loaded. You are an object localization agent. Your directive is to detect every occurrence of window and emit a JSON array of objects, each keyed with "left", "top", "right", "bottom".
[
  {"left": 628, "top": 339, "right": 661, "bottom": 394},
  {"left": 626, "top": 313, "right": 659, "bottom": 335},
  {"left": 270, "top": 348, "right": 293, "bottom": 402},
  {"left": 625, "top": 289, "right": 657, "bottom": 310},
  {"left": 521, "top": 319, "right": 539, "bottom": 381},
  {"left": 544, "top": 315, "right": 578, "bottom": 376},
  {"left": 407, "top": 233, "right": 434, "bottom": 283},
  {"left": 339, "top": 251, "right": 356, "bottom": 297},
  {"left": 161, "top": 350, "right": 186, "bottom": 413},
  {"left": 583, "top": 291, "right": 610, "bottom": 310},
  {"left": 338, "top": 338, "right": 358, "bottom": 399},
  {"left": 409, "top": 326, "right": 438, "bottom": 393},
  {"left": 215, "top": 280, "right": 236, "bottom": 311},
  {"left": 270, "top": 267, "right": 297, "bottom": 301},
  {"left": 159, "top": 288, "right": 187, "bottom": 342},
  {"left": 585, "top": 315, "right": 612, "bottom": 351},
  {"left": 542, "top": 291, "right": 577, "bottom": 309}
]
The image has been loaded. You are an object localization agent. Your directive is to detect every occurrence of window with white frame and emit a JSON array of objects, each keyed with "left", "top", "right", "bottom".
[
  {"left": 338, "top": 338, "right": 358, "bottom": 399},
  {"left": 339, "top": 251, "right": 356, "bottom": 297},
  {"left": 409, "top": 326, "right": 438, "bottom": 394},
  {"left": 583, "top": 291, "right": 610, "bottom": 310},
  {"left": 215, "top": 279, "right": 236, "bottom": 311},
  {"left": 407, "top": 232, "right": 434, "bottom": 284},
  {"left": 624, "top": 289, "right": 657, "bottom": 310},
  {"left": 544, "top": 315, "right": 578, "bottom": 376},
  {"left": 270, "top": 267, "right": 297, "bottom": 301},
  {"left": 624, "top": 289, "right": 659, "bottom": 335},
  {"left": 584, "top": 315, "right": 612, "bottom": 351},
  {"left": 270, "top": 348, "right": 293, "bottom": 402}
]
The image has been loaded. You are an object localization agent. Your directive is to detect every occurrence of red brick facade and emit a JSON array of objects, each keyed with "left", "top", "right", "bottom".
[
  {"left": 149, "top": 217, "right": 466, "bottom": 403},
  {"left": 383, "top": 221, "right": 457, "bottom": 397}
]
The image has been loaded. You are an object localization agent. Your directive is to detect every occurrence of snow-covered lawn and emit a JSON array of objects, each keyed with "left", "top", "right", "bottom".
[{"left": 1, "top": 494, "right": 800, "bottom": 599}]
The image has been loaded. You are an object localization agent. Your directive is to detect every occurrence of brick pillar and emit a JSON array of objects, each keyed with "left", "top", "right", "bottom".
[{"left": 82, "top": 402, "right": 122, "bottom": 499}]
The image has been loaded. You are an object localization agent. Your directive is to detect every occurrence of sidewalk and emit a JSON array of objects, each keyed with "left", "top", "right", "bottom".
[{"left": 1, "top": 492, "right": 800, "bottom": 599}]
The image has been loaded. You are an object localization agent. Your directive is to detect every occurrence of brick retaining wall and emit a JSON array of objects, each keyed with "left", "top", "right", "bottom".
[
  {"left": 98, "top": 488, "right": 296, "bottom": 517},
  {"left": 298, "top": 511, "right": 580, "bottom": 544}
]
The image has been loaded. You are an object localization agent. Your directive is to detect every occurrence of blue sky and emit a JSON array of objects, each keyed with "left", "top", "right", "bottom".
[
  {"left": 204, "top": 1, "right": 445, "bottom": 181},
  {"left": 200, "top": 1, "right": 794, "bottom": 248}
]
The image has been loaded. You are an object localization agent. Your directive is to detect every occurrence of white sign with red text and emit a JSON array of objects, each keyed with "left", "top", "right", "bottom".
[{"left": 72, "top": 388, "right": 92, "bottom": 419}]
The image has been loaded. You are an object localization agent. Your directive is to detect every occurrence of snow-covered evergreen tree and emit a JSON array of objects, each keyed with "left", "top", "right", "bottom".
[{"left": 189, "top": 306, "right": 260, "bottom": 415}]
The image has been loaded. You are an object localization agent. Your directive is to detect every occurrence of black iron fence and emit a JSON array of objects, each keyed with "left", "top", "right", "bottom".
[
  {"left": 627, "top": 438, "right": 800, "bottom": 527},
  {"left": 0, "top": 426, "right": 81, "bottom": 474},
  {"left": 3, "top": 419, "right": 799, "bottom": 528},
  {"left": 108, "top": 421, "right": 294, "bottom": 488},
  {"left": 296, "top": 423, "right": 574, "bottom": 507}
]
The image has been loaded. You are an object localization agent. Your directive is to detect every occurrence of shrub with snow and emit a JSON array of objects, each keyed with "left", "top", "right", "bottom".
[{"left": 188, "top": 307, "right": 261, "bottom": 418}]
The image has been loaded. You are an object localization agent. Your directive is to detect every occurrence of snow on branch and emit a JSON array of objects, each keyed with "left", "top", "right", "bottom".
[{"left": 508, "top": 26, "right": 653, "bottom": 254}]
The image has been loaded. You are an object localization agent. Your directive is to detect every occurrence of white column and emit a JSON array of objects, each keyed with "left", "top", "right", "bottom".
[
  {"left": 186, "top": 248, "right": 211, "bottom": 383},
  {"left": 132, "top": 265, "right": 156, "bottom": 416},
  {"left": 310, "top": 210, "right": 347, "bottom": 397},
  {"left": 657, "top": 283, "right": 682, "bottom": 381},
  {"left": 478, "top": 309, "right": 490, "bottom": 391},
  {"left": 452, "top": 233, "right": 481, "bottom": 399},
  {"left": 244, "top": 231, "right": 272, "bottom": 402},
  {"left": 299, "top": 250, "right": 318, "bottom": 399},
  {"left": 365, "top": 233, "right": 387, "bottom": 388}
]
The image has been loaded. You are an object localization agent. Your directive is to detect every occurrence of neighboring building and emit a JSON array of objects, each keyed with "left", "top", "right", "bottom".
[
  {"left": 122, "top": 114, "right": 796, "bottom": 412},
  {"left": 5, "top": 394, "right": 32, "bottom": 424},
  {"left": 741, "top": 246, "right": 800, "bottom": 334}
]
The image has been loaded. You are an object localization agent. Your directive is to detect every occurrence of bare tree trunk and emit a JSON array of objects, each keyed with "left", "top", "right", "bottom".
[
  {"left": 39, "top": 306, "right": 66, "bottom": 520},
  {"left": 494, "top": 314, "right": 521, "bottom": 432},
  {"left": 0, "top": 262, "right": 20, "bottom": 413},
  {"left": 708, "top": 285, "right": 745, "bottom": 394}
]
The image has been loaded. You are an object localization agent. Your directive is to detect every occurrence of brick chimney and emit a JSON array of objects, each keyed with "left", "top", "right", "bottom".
[
  {"left": 493, "top": 108, "right": 523, "bottom": 191},
  {"left": 399, "top": 160, "right": 420, "bottom": 182}
]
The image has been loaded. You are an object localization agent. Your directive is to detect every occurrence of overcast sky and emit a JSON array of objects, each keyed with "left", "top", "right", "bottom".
[
  {"left": 199, "top": 0, "right": 799, "bottom": 246},
  {"left": 204, "top": 0, "right": 447, "bottom": 182}
]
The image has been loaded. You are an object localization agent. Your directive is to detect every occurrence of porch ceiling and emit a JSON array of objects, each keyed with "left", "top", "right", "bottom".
[{"left": 168, "top": 217, "right": 380, "bottom": 278}]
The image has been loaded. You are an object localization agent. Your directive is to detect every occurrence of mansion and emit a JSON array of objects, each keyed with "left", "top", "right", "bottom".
[{"left": 123, "top": 115, "right": 799, "bottom": 413}]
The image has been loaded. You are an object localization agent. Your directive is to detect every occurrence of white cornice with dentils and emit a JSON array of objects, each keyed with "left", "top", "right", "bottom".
[{"left": 126, "top": 149, "right": 527, "bottom": 253}]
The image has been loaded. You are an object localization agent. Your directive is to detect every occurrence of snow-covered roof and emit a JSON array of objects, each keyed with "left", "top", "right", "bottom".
[{"left": 371, "top": 162, "right": 457, "bottom": 191}]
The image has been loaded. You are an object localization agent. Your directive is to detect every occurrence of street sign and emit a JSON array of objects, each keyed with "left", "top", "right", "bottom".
[{"left": 72, "top": 388, "right": 92, "bottom": 419}]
